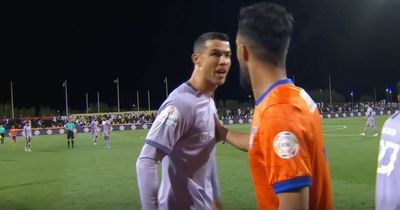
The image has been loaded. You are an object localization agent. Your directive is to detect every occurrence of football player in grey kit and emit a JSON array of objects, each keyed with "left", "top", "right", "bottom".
[
  {"left": 376, "top": 81, "right": 400, "bottom": 210},
  {"left": 90, "top": 118, "right": 98, "bottom": 145},
  {"left": 136, "top": 32, "right": 231, "bottom": 210},
  {"left": 102, "top": 118, "right": 111, "bottom": 150}
]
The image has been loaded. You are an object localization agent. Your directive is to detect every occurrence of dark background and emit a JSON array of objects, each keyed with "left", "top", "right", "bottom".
[{"left": 1, "top": 0, "right": 399, "bottom": 113}]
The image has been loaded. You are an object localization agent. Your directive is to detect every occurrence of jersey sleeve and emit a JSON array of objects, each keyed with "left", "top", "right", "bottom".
[
  {"left": 260, "top": 105, "right": 312, "bottom": 194},
  {"left": 144, "top": 97, "right": 194, "bottom": 155}
]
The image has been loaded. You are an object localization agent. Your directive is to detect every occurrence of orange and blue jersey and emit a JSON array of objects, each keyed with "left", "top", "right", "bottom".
[
  {"left": 248, "top": 78, "right": 332, "bottom": 210},
  {"left": 10, "top": 129, "right": 17, "bottom": 137},
  {"left": 10, "top": 128, "right": 17, "bottom": 139}
]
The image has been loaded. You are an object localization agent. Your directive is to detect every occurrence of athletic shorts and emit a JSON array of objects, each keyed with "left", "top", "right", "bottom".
[{"left": 67, "top": 130, "right": 74, "bottom": 139}]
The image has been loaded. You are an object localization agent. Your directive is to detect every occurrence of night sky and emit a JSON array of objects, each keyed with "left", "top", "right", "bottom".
[{"left": 2, "top": 0, "right": 400, "bottom": 112}]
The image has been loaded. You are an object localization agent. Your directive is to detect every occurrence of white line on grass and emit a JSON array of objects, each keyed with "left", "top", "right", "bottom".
[
  {"left": 323, "top": 125, "right": 377, "bottom": 138},
  {"left": 323, "top": 125, "right": 347, "bottom": 133},
  {"left": 324, "top": 133, "right": 375, "bottom": 138}
]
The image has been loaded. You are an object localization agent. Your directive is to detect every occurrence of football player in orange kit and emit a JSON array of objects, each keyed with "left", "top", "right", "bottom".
[
  {"left": 10, "top": 125, "right": 17, "bottom": 146},
  {"left": 215, "top": 2, "right": 332, "bottom": 210}
]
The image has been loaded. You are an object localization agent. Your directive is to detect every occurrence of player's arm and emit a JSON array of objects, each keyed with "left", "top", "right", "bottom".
[
  {"left": 265, "top": 105, "right": 313, "bottom": 210},
  {"left": 136, "top": 144, "right": 166, "bottom": 210},
  {"left": 215, "top": 116, "right": 249, "bottom": 151},
  {"left": 225, "top": 130, "right": 250, "bottom": 152},
  {"left": 277, "top": 187, "right": 309, "bottom": 210},
  {"left": 137, "top": 99, "right": 193, "bottom": 209}
]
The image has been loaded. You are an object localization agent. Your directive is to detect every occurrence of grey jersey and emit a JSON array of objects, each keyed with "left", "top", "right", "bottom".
[
  {"left": 376, "top": 111, "right": 400, "bottom": 210},
  {"left": 365, "top": 106, "right": 376, "bottom": 127},
  {"left": 90, "top": 120, "right": 98, "bottom": 135},
  {"left": 367, "top": 107, "right": 373, "bottom": 118},
  {"left": 139, "top": 82, "right": 219, "bottom": 210},
  {"left": 23, "top": 125, "right": 32, "bottom": 138},
  {"left": 102, "top": 120, "right": 110, "bottom": 136}
]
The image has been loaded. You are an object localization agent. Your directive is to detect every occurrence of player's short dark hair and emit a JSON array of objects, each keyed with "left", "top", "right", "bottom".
[
  {"left": 238, "top": 2, "right": 293, "bottom": 65},
  {"left": 193, "top": 32, "right": 229, "bottom": 53}
]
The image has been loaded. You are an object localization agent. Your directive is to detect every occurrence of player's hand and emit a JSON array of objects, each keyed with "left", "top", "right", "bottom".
[
  {"left": 214, "top": 116, "right": 227, "bottom": 143},
  {"left": 212, "top": 199, "right": 223, "bottom": 210}
]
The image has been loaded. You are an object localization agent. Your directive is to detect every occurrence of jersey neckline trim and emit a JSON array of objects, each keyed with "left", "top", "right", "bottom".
[{"left": 255, "top": 78, "right": 293, "bottom": 106}]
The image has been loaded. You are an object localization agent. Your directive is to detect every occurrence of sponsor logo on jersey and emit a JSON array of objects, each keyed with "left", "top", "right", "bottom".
[
  {"left": 273, "top": 131, "right": 299, "bottom": 159},
  {"left": 157, "top": 105, "right": 180, "bottom": 128},
  {"left": 199, "top": 131, "right": 215, "bottom": 142}
]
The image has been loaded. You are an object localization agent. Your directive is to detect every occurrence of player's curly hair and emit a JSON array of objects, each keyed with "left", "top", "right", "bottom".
[{"left": 238, "top": 2, "right": 293, "bottom": 66}]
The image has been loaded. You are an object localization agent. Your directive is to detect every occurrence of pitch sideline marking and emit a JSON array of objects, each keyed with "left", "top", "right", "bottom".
[
  {"left": 323, "top": 125, "right": 378, "bottom": 138},
  {"left": 323, "top": 125, "right": 347, "bottom": 133}
]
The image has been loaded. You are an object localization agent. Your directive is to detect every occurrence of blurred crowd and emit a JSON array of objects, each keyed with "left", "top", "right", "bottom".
[
  {"left": 0, "top": 112, "right": 156, "bottom": 129},
  {"left": 317, "top": 101, "right": 398, "bottom": 114},
  {"left": 0, "top": 102, "right": 398, "bottom": 129}
]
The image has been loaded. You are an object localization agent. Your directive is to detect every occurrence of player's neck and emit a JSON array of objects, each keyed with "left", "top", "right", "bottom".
[
  {"left": 250, "top": 62, "right": 287, "bottom": 101},
  {"left": 188, "top": 69, "right": 216, "bottom": 97}
]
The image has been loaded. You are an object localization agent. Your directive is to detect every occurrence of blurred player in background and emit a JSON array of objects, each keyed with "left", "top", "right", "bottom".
[
  {"left": 90, "top": 118, "right": 98, "bottom": 145},
  {"left": 375, "top": 81, "right": 400, "bottom": 210},
  {"left": 136, "top": 31, "right": 231, "bottom": 210},
  {"left": 23, "top": 121, "right": 32, "bottom": 152},
  {"left": 10, "top": 125, "right": 17, "bottom": 146},
  {"left": 361, "top": 104, "right": 379, "bottom": 136},
  {"left": 0, "top": 124, "right": 5, "bottom": 144},
  {"left": 102, "top": 118, "right": 111, "bottom": 150},
  {"left": 64, "top": 118, "right": 76, "bottom": 149}
]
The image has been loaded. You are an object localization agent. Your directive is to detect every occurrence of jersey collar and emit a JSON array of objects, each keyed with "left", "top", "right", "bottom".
[{"left": 255, "top": 78, "right": 293, "bottom": 106}]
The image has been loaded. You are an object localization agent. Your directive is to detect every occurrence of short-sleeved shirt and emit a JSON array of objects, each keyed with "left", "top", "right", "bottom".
[
  {"left": 65, "top": 122, "right": 75, "bottom": 131},
  {"left": 143, "top": 82, "right": 218, "bottom": 210},
  {"left": 90, "top": 120, "right": 98, "bottom": 134},
  {"left": 248, "top": 79, "right": 332, "bottom": 210},
  {"left": 376, "top": 111, "right": 400, "bottom": 210},
  {"left": 23, "top": 125, "right": 32, "bottom": 138},
  {"left": 10, "top": 129, "right": 17, "bottom": 137},
  {"left": 0, "top": 127, "right": 5, "bottom": 134},
  {"left": 102, "top": 120, "right": 110, "bottom": 136},
  {"left": 367, "top": 107, "right": 374, "bottom": 118}
]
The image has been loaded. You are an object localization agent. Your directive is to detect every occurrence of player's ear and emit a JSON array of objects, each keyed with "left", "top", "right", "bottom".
[
  {"left": 236, "top": 39, "right": 249, "bottom": 63},
  {"left": 191, "top": 53, "right": 200, "bottom": 66},
  {"left": 241, "top": 43, "right": 249, "bottom": 62}
]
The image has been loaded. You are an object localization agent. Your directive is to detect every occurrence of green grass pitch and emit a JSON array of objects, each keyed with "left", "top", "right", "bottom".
[{"left": 0, "top": 116, "right": 385, "bottom": 209}]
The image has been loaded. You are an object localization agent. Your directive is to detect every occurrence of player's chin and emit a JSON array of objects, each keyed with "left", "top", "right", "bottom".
[{"left": 213, "top": 77, "right": 227, "bottom": 86}]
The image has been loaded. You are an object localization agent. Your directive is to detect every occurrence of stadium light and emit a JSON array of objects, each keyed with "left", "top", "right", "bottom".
[
  {"left": 10, "top": 81, "right": 14, "bottom": 119},
  {"left": 350, "top": 91, "right": 354, "bottom": 110},
  {"left": 114, "top": 78, "right": 120, "bottom": 112},
  {"left": 385, "top": 87, "right": 389, "bottom": 102}
]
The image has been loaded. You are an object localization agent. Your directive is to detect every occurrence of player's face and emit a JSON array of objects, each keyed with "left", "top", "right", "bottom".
[
  {"left": 195, "top": 39, "right": 231, "bottom": 87},
  {"left": 236, "top": 36, "right": 252, "bottom": 91}
]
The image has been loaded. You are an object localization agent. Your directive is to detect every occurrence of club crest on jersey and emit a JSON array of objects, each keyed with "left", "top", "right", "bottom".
[
  {"left": 273, "top": 131, "right": 299, "bottom": 159},
  {"left": 157, "top": 105, "right": 180, "bottom": 127}
]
